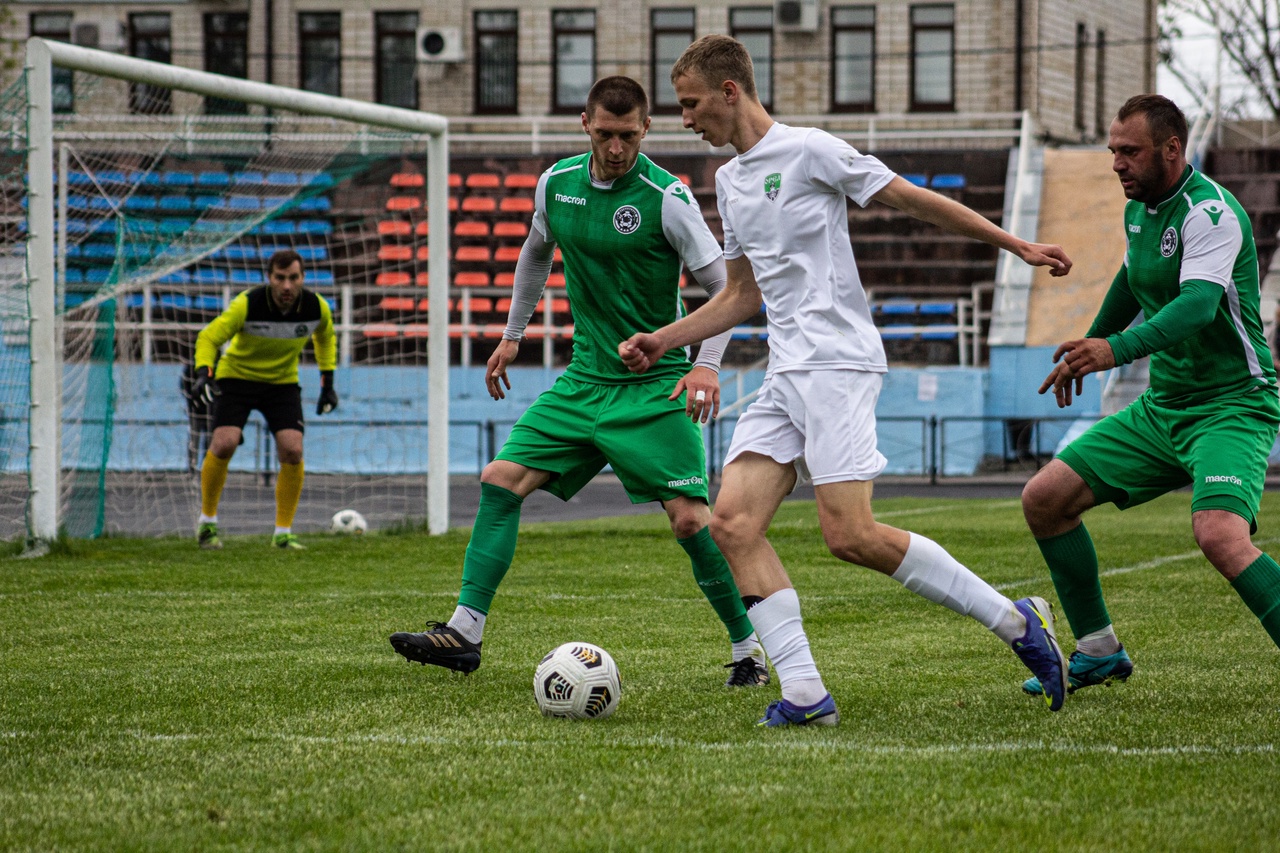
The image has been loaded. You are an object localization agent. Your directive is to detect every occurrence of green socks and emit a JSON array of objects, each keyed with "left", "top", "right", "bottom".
[
  {"left": 457, "top": 483, "right": 524, "bottom": 614},
  {"left": 1231, "top": 553, "right": 1280, "bottom": 649},
  {"left": 678, "top": 526, "right": 754, "bottom": 643},
  {"left": 1036, "top": 522, "right": 1112, "bottom": 638}
]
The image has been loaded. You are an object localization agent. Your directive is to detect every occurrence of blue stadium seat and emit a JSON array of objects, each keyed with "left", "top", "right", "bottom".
[
  {"left": 300, "top": 172, "right": 336, "bottom": 189},
  {"left": 297, "top": 196, "right": 331, "bottom": 213},
  {"left": 162, "top": 171, "right": 196, "bottom": 187},
  {"left": 88, "top": 219, "right": 117, "bottom": 236},
  {"left": 124, "top": 293, "right": 149, "bottom": 309},
  {"left": 192, "top": 268, "right": 229, "bottom": 284},
  {"left": 296, "top": 246, "right": 328, "bottom": 262},
  {"left": 64, "top": 220, "right": 88, "bottom": 235},
  {"left": 130, "top": 170, "right": 162, "bottom": 187},
  {"left": 157, "top": 271, "right": 191, "bottom": 285},
  {"left": 98, "top": 170, "right": 127, "bottom": 185},
  {"left": 192, "top": 294, "right": 224, "bottom": 311},
  {"left": 259, "top": 220, "right": 295, "bottom": 235},
  {"left": 66, "top": 171, "right": 92, "bottom": 186},
  {"left": 901, "top": 174, "right": 928, "bottom": 187},
  {"left": 123, "top": 195, "right": 157, "bottom": 211},
  {"left": 81, "top": 244, "right": 117, "bottom": 260},
  {"left": 158, "top": 293, "right": 190, "bottom": 310},
  {"left": 64, "top": 243, "right": 81, "bottom": 258},
  {"left": 64, "top": 292, "right": 90, "bottom": 308},
  {"left": 158, "top": 195, "right": 192, "bottom": 211},
  {"left": 64, "top": 268, "right": 84, "bottom": 283},
  {"left": 220, "top": 245, "right": 258, "bottom": 262},
  {"left": 197, "top": 171, "right": 231, "bottom": 187},
  {"left": 194, "top": 195, "right": 222, "bottom": 210},
  {"left": 230, "top": 269, "right": 264, "bottom": 285},
  {"left": 929, "top": 174, "right": 966, "bottom": 190},
  {"left": 86, "top": 268, "right": 111, "bottom": 284},
  {"left": 309, "top": 269, "right": 335, "bottom": 286},
  {"left": 879, "top": 325, "right": 916, "bottom": 340},
  {"left": 296, "top": 219, "right": 333, "bottom": 236},
  {"left": 233, "top": 171, "right": 266, "bottom": 185},
  {"left": 878, "top": 301, "right": 918, "bottom": 316},
  {"left": 87, "top": 197, "right": 117, "bottom": 211},
  {"left": 159, "top": 217, "right": 193, "bottom": 234},
  {"left": 222, "top": 196, "right": 261, "bottom": 212},
  {"left": 920, "top": 329, "right": 957, "bottom": 341},
  {"left": 266, "top": 172, "right": 299, "bottom": 186},
  {"left": 262, "top": 195, "right": 290, "bottom": 210}
]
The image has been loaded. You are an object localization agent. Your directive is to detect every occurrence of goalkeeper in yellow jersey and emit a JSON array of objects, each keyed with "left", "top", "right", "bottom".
[{"left": 190, "top": 249, "right": 338, "bottom": 550}]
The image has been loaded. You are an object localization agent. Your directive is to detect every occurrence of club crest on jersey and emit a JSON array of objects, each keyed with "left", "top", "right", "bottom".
[
  {"left": 764, "top": 172, "right": 781, "bottom": 202},
  {"left": 1160, "top": 226, "right": 1178, "bottom": 257},
  {"left": 613, "top": 205, "right": 641, "bottom": 234}
]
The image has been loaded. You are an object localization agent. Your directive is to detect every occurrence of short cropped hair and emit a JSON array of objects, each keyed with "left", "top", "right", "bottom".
[
  {"left": 267, "top": 249, "right": 304, "bottom": 273},
  {"left": 670, "top": 34, "right": 758, "bottom": 101},
  {"left": 585, "top": 76, "right": 649, "bottom": 122},
  {"left": 1116, "top": 94, "right": 1188, "bottom": 150}
]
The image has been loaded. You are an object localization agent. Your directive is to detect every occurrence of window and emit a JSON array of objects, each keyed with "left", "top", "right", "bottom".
[
  {"left": 30, "top": 13, "right": 73, "bottom": 113},
  {"left": 831, "top": 7, "right": 875, "bottom": 112},
  {"left": 376, "top": 11, "right": 418, "bottom": 109},
  {"left": 300, "top": 13, "right": 342, "bottom": 97},
  {"left": 1095, "top": 29, "right": 1107, "bottom": 137},
  {"left": 1074, "top": 22, "right": 1088, "bottom": 131},
  {"left": 910, "top": 5, "right": 953, "bottom": 111},
  {"left": 730, "top": 8, "right": 773, "bottom": 109},
  {"left": 552, "top": 10, "right": 596, "bottom": 113},
  {"left": 475, "top": 10, "right": 518, "bottom": 114},
  {"left": 651, "top": 9, "right": 695, "bottom": 113},
  {"left": 129, "top": 13, "right": 172, "bottom": 115},
  {"left": 204, "top": 14, "right": 248, "bottom": 115}
]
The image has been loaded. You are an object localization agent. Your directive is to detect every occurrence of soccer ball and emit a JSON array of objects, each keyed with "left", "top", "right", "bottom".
[
  {"left": 533, "top": 642, "right": 621, "bottom": 720},
  {"left": 330, "top": 508, "right": 368, "bottom": 535}
]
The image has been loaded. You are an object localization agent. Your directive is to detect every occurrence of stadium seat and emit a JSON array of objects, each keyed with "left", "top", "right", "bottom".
[
  {"left": 493, "top": 221, "right": 528, "bottom": 238},
  {"left": 547, "top": 273, "right": 566, "bottom": 287},
  {"left": 503, "top": 173, "right": 539, "bottom": 190},
  {"left": 378, "top": 245, "right": 413, "bottom": 262},
  {"left": 878, "top": 301, "right": 917, "bottom": 317},
  {"left": 230, "top": 269, "right": 264, "bottom": 285},
  {"left": 390, "top": 172, "right": 424, "bottom": 188},
  {"left": 296, "top": 246, "right": 328, "bottom": 262},
  {"left": 919, "top": 301, "right": 957, "bottom": 317},
  {"left": 157, "top": 271, "right": 191, "bottom": 285},
  {"left": 193, "top": 268, "right": 229, "bottom": 284},
  {"left": 260, "top": 220, "right": 295, "bottom": 235},
  {"left": 676, "top": 173, "right": 692, "bottom": 186},
  {"left": 309, "top": 270, "right": 336, "bottom": 286},
  {"left": 297, "top": 196, "right": 331, "bottom": 213},
  {"left": 86, "top": 269, "right": 111, "bottom": 284},
  {"left": 454, "top": 272, "right": 490, "bottom": 287},
  {"left": 233, "top": 171, "right": 266, "bottom": 185},
  {"left": 192, "top": 294, "right": 224, "bottom": 311},
  {"left": 158, "top": 293, "right": 190, "bottom": 310},
  {"left": 415, "top": 221, "right": 430, "bottom": 236},
  {"left": 461, "top": 197, "right": 497, "bottom": 213},
  {"left": 494, "top": 246, "right": 521, "bottom": 264},
  {"left": 454, "top": 221, "right": 490, "bottom": 238},
  {"left": 494, "top": 272, "right": 516, "bottom": 287},
  {"left": 266, "top": 171, "right": 300, "bottom": 186},
  {"left": 123, "top": 195, "right": 157, "bottom": 211},
  {"left": 197, "top": 171, "right": 231, "bottom": 187},
  {"left": 901, "top": 174, "right": 928, "bottom": 187},
  {"left": 380, "top": 296, "right": 417, "bottom": 312},
  {"left": 416, "top": 246, "right": 430, "bottom": 261},
  {"left": 376, "top": 272, "right": 412, "bottom": 287},
  {"left": 465, "top": 173, "right": 501, "bottom": 190},
  {"left": 499, "top": 197, "right": 534, "bottom": 214},
  {"left": 415, "top": 273, "right": 430, "bottom": 287},
  {"left": 929, "top": 174, "right": 966, "bottom": 190},
  {"left": 455, "top": 246, "right": 490, "bottom": 263},
  {"left": 158, "top": 195, "right": 193, "bottom": 211},
  {"left": 296, "top": 220, "right": 333, "bottom": 235},
  {"left": 63, "top": 291, "right": 89, "bottom": 308},
  {"left": 222, "top": 196, "right": 260, "bottom": 212},
  {"left": 378, "top": 220, "right": 412, "bottom": 237},
  {"left": 99, "top": 170, "right": 127, "bottom": 185},
  {"left": 362, "top": 324, "right": 401, "bottom": 338},
  {"left": 159, "top": 218, "right": 191, "bottom": 234},
  {"left": 879, "top": 325, "right": 917, "bottom": 340},
  {"left": 64, "top": 268, "right": 85, "bottom": 284},
  {"left": 162, "top": 171, "right": 196, "bottom": 187},
  {"left": 447, "top": 173, "right": 462, "bottom": 188},
  {"left": 387, "top": 196, "right": 421, "bottom": 212}
]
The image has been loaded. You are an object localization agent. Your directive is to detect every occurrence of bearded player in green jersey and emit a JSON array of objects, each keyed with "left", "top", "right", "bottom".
[
  {"left": 389, "top": 77, "right": 767, "bottom": 686},
  {"left": 1022, "top": 94, "right": 1280, "bottom": 699}
]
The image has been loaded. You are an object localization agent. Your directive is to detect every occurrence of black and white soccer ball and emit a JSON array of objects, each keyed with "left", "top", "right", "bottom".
[
  {"left": 330, "top": 508, "right": 368, "bottom": 535},
  {"left": 533, "top": 642, "right": 621, "bottom": 719}
]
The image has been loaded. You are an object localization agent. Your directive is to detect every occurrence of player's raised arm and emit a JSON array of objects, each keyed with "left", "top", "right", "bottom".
[
  {"left": 620, "top": 255, "right": 761, "bottom": 374},
  {"left": 872, "top": 176, "right": 1073, "bottom": 276}
]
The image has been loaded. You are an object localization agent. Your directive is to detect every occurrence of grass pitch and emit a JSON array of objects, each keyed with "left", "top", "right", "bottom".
[{"left": 2, "top": 492, "right": 1278, "bottom": 851}]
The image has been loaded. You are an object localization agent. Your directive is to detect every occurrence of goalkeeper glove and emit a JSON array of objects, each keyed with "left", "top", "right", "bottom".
[
  {"left": 191, "top": 366, "right": 221, "bottom": 406},
  {"left": 317, "top": 370, "right": 339, "bottom": 415}
]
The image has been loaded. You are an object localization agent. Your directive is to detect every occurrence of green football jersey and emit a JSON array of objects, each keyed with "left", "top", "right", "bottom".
[
  {"left": 540, "top": 152, "right": 704, "bottom": 383},
  {"left": 1118, "top": 167, "right": 1274, "bottom": 407}
]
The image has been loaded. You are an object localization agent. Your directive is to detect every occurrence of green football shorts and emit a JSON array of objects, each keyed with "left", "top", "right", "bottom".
[
  {"left": 1057, "top": 386, "right": 1280, "bottom": 530},
  {"left": 496, "top": 374, "right": 710, "bottom": 504}
]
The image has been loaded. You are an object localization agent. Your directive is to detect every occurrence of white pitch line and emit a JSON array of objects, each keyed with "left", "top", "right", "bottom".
[{"left": 2, "top": 729, "right": 1273, "bottom": 758}]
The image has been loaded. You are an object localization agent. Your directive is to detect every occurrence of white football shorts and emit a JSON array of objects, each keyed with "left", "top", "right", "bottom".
[{"left": 724, "top": 368, "right": 888, "bottom": 486}]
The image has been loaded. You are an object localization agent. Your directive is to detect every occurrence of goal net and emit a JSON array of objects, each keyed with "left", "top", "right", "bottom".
[{"left": 4, "top": 39, "right": 450, "bottom": 543}]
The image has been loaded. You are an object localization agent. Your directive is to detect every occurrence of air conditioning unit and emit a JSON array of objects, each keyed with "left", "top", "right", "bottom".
[
  {"left": 416, "top": 27, "right": 463, "bottom": 63},
  {"left": 775, "top": 0, "right": 818, "bottom": 33},
  {"left": 71, "top": 18, "right": 124, "bottom": 51}
]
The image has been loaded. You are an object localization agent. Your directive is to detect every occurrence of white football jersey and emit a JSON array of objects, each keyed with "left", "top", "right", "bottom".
[{"left": 717, "top": 123, "right": 895, "bottom": 373}]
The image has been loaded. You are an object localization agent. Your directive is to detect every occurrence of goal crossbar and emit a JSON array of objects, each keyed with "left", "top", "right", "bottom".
[{"left": 23, "top": 37, "right": 453, "bottom": 541}]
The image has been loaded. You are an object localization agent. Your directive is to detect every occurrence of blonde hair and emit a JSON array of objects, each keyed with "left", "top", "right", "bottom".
[{"left": 670, "top": 34, "right": 758, "bottom": 101}]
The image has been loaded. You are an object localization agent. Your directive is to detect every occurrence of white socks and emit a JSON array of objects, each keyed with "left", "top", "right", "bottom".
[
  {"left": 891, "top": 532, "right": 1026, "bottom": 645},
  {"left": 747, "top": 588, "right": 827, "bottom": 706},
  {"left": 731, "top": 633, "right": 766, "bottom": 664},
  {"left": 274, "top": 526, "right": 290, "bottom": 536},
  {"left": 448, "top": 605, "right": 486, "bottom": 645},
  {"left": 1075, "top": 625, "right": 1121, "bottom": 657},
  {"left": 199, "top": 514, "right": 217, "bottom": 524}
]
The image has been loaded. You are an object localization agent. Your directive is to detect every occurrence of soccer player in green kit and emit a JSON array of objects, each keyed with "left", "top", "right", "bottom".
[
  {"left": 1022, "top": 94, "right": 1280, "bottom": 698},
  {"left": 389, "top": 76, "right": 767, "bottom": 686}
]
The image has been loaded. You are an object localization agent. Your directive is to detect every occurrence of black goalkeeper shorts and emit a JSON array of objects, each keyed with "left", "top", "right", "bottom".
[{"left": 211, "top": 378, "right": 305, "bottom": 435}]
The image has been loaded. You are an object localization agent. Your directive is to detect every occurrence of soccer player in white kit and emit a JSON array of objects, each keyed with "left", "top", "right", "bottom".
[{"left": 620, "top": 35, "right": 1076, "bottom": 726}]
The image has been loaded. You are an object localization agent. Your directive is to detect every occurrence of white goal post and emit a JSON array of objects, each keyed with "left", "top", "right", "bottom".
[{"left": 24, "top": 37, "right": 453, "bottom": 541}]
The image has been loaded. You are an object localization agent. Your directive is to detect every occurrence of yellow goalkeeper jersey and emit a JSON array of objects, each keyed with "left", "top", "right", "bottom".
[{"left": 195, "top": 286, "right": 336, "bottom": 384}]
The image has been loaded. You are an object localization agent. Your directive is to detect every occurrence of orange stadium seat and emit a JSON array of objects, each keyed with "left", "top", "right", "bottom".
[
  {"left": 386, "top": 196, "right": 421, "bottom": 212},
  {"left": 548, "top": 273, "right": 566, "bottom": 286},
  {"left": 455, "top": 246, "right": 491, "bottom": 263},
  {"left": 363, "top": 324, "right": 400, "bottom": 338},
  {"left": 454, "top": 221, "right": 490, "bottom": 238},
  {"left": 375, "top": 272, "right": 412, "bottom": 287},
  {"left": 378, "top": 245, "right": 413, "bottom": 262},
  {"left": 493, "top": 221, "right": 528, "bottom": 238},
  {"left": 448, "top": 173, "right": 462, "bottom": 188},
  {"left": 378, "top": 220, "right": 412, "bottom": 237},
  {"left": 415, "top": 273, "right": 430, "bottom": 286},
  {"left": 494, "top": 272, "right": 516, "bottom": 288},
  {"left": 462, "top": 196, "right": 497, "bottom": 213},
  {"left": 455, "top": 272, "right": 490, "bottom": 287},
  {"left": 499, "top": 197, "right": 534, "bottom": 214},
  {"left": 494, "top": 246, "right": 521, "bottom": 264},
  {"left": 465, "top": 173, "right": 501, "bottom": 189},
  {"left": 415, "top": 221, "right": 430, "bottom": 236},
  {"left": 379, "top": 297, "right": 416, "bottom": 312},
  {"left": 416, "top": 246, "right": 430, "bottom": 261},
  {"left": 503, "top": 173, "right": 539, "bottom": 190},
  {"left": 390, "top": 172, "right": 424, "bottom": 188}
]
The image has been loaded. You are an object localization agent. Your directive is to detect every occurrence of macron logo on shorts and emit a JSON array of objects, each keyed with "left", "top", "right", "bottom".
[
  {"left": 1204, "top": 475, "right": 1243, "bottom": 486},
  {"left": 668, "top": 476, "right": 705, "bottom": 488}
]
